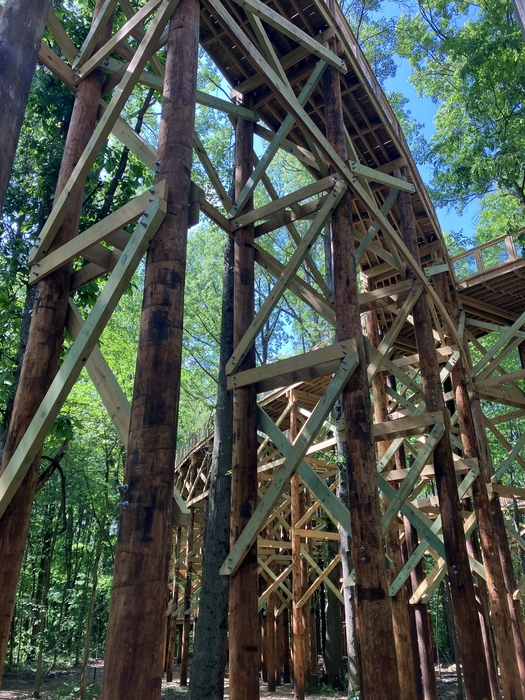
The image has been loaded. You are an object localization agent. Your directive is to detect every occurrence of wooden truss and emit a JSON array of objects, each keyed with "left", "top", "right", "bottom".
[{"left": 3, "top": 0, "right": 525, "bottom": 696}]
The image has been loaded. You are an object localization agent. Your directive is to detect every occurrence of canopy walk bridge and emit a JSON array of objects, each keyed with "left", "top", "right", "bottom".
[{"left": 1, "top": 0, "right": 525, "bottom": 697}]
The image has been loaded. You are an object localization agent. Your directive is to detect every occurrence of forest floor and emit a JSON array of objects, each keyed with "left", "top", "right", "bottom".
[{"left": 0, "top": 659, "right": 461, "bottom": 699}]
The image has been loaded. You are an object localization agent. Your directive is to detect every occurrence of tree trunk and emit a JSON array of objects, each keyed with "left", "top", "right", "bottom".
[
  {"left": 228, "top": 102, "right": 259, "bottom": 700},
  {"left": 0, "top": 1, "right": 112, "bottom": 683},
  {"left": 0, "top": 0, "right": 53, "bottom": 213},
  {"left": 189, "top": 234, "right": 234, "bottom": 700},
  {"left": 101, "top": 1, "right": 199, "bottom": 697},
  {"left": 323, "top": 546, "right": 344, "bottom": 689}
]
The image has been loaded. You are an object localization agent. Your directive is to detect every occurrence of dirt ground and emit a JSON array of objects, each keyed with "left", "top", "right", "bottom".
[{"left": 0, "top": 660, "right": 461, "bottom": 699}]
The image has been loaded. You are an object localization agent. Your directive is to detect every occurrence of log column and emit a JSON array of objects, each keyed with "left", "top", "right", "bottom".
[
  {"left": 468, "top": 344, "right": 525, "bottom": 684},
  {"left": 228, "top": 100, "right": 259, "bottom": 700},
  {"left": 435, "top": 269, "right": 523, "bottom": 699},
  {"left": 290, "top": 392, "right": 308, "bottom": 699},
  {"left": 365, "top": 305, "right": 417, "bottom": 700},
  {"left": 396, "top": 172, "right": 491, "bottom": 700},
  {"left": 0, "top": 1, "right": 113, "bottom": 684},
  {"left": 323, "top": 41, "right": 400, "bottom": 700},
  {"left": 101, "top": 1, "right": 199, "bottom": 696},
  {"left": 180, "top": 459, "right": 197, "bottom": 686}
]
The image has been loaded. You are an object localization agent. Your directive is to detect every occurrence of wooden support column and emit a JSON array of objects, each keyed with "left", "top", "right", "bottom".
[
  {"left": 323, "top": 36, "right": 400, "bottom": 699},
  {"left": 0, "top": 1, "right": 112, "bottom": 684},
  {"left": 282, "top": 607, "right": 291, "bottom": 684},
  {"left": 404, "top": 517, "right": 438, "bottom": 700},
  {"left": 166, "top": 526, "right": 182, "bottom": 682},
  {"left": 265, "top": 525, "right": 278, "bottom": 692},
  {"left": 180, "top": 460, "right": 197, "bottom": 686},
  {"left": 434, "top": 269, "right": 524, "bottom": 700},
  {"left": 469, "top": 351, "right": 525, "bottom": 684},
  {"left": 365, "top": 306, "right": 417, "bottom": 700},
  {"left": 396, "top": 173, "right": 492, "bottom": 700},
  {"left": 228, "top": 99, "right": 259, "bottom": 700},
  {"left": 290, "top": 393, "right": 308, "bottom": 700},
  {"left": 101, "top": 1, "right": 199, "bottom": 697},
  {"left": 384, "top": 375, "right": 438, "bottom": 700}
]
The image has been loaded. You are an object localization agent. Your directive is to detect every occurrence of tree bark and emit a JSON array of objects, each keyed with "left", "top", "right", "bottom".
[
  {"left": 189, "top": 234, "right": 234, "bottom": 700},
  {"left": 323, "top": 45, "right": 400, "bottom": 700},
  {"left": 396, "top": 177, "right": 491, "bottom": 700},
  {"left": 101, "top": 1, "right": 199, "bottom": 696},
  {"left": 0, "top": 0, "right": 53, "bottom": 213},
  {"left": 0, "top": 1, "right": 112, "bottom": 683},
  {"left": 228, "top": 103, "right": 259, "bottom": 700}
]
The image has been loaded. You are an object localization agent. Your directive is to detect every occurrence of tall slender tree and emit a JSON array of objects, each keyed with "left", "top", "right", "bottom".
[{"left": 0, "top": 0, "right": 53, "bottom": 213}]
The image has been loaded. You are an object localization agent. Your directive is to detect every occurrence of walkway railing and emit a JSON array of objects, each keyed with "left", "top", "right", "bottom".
[
  {"left": 451, "top": 229, "right": 524, "bottom": 281},
  {"left": 175, "top": 415, "right": 215, "bottom": 466}
]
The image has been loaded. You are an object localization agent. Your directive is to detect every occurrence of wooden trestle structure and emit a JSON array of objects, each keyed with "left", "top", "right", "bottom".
[{"left": 1, "top": 0, "right": 525, "bottom": 698}]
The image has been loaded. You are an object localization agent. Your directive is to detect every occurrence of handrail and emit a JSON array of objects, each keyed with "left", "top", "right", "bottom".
[
  {"left": 175, "top": 414, "right": 215, "bottom": 466},
  {"left": 451, "top": 229, "right": 524, "bottom": 280}
]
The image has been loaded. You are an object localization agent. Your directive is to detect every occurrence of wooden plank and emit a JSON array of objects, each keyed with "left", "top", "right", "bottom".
[
  {"left": 477, "top": 386, "right": 525, "bottom": 410},
  {"left": 0, "top": 197, "right": 166, "bottom": 518},
  {"left": 30, "top": 182, "right": 166, "bottom": 282},
  {"left": 220, "top": 358, "right": 358, "bottom": 576},
  {"left": 193, "top": 131, "right": 232, "bottom": 210},
  {"left": 74, "top": 0, "right": 118, "bottom": 67},
  {"left": 367, "top": 284, "right": 423, "bottom": 382},
  {"left": 256, "top": 407, "right": 352, "bottom": 536},
  {"left": 226, "top": 181, "right": 346, "bottom": 375},
  {"left": 381, "top": 422, "right": 444, "bottom": 533},
  {"left": 38, "top": 43, "right": 78, "bottom": 90},
  {"left": 46, "top": 9, "right": 78, "bottom": 63},
  {"left": 29, "top": 0, "right": 178, "bottom": 264},
  {"left": 258, "top": 564, "right": 293, "bottom": 608},
  {"left": 392, "top": 346, "right": 454, "bottom": 369},
  {"left": 296, "top": 553, "right": 342, "bottom": 607},
  {"left": 372, "top": 412, "right": 443, "bottom": 442},
  {"left": 228, "top": 340, "right": 351, "bottom": 392},
  {"left": 476, "top": 367, "right": 525, "bottom": 389},
  {"left": 492, "top": 430, "right": 525, "bottom": 483},
  {"left": 65, "top": 300, "right": 130, "bottom": 445},
  {"left": 232, "top": 0, "right": 346, "bottom": 72},
  {"left": 229, "top": 59, "right": 327, "bottom": 219},
  {"left": 387, "top": 468, "right": 479, "bottom": 596},
  {"left": 293, "top": 528, "right": 339, "bottom": 540},
  {"left": 232, "top": 174, "right": 336, "bottom": 229},
  {"left": 75, "top": 0, "right": 164, "bottom": 76},
  {"left": 384, "top": 456, "right": 476, "bottom": 483},
  {"left": 472, "top": 307, "right": 525, "bottom": 377}
]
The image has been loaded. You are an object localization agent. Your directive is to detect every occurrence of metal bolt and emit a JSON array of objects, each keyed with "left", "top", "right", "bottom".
[
  {"left": 118, "top": 501, "right": 129, "bottom": 510},
  {"left": 360, "top": 546, "right": 365, "bottom": 552},
  {"left": 117, "top": 484, "right": 129, "bottom": 493},
  {"left": 360, "top": 557, "right": 366, "bottom": 563}
]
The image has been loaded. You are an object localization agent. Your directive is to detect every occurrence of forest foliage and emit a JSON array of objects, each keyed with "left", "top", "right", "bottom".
[{"left": 0, "top": 0, "right": 524, "bottom": 688}]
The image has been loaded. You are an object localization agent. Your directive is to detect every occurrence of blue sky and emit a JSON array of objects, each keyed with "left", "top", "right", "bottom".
[{"left": 378, "top": 1, "right": 480, "bottom": 245}]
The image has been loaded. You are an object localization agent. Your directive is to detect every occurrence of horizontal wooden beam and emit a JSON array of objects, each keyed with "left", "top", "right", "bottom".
[{"left": 227, "top": 340, "right": 354, "bottom": 393}]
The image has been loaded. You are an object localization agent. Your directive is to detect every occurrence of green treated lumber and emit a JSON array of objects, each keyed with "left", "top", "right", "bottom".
[
  {"left": 232, "top": 174, "right": 336, "bottom": 229},
  {"left": 232, "top": 0, "right": 346, "bottom": 72},
  {"left": 226, "top": 181, "right": 346, "bottom": 375},
  {"left": 381, "top": 422, "right": 445, "bottom": 533},
  {"left": 30, "top": 182, "right": 166, "bottom": 282},
  {"left": 492, "top": 430, "right": 525, "bottom": 483},
  {"left": 29, "top": 0, "right": 178, "bottom": 265},
  {"left": 73, "top": 0, "right": 118, "bottom": 67},
  {"left": 367, "top": 283, "right": 423, "bottom": 382},
  {"left": 75, "top": 0, "right": 164, "bottom": 77},
  {"left": 220, "top": 355, "right": 358, "bottom": 576},
  {"left": 229, "top": 59, "right": 327, "bottom": 218},
  {"left": 355, "top": 189, "right": 399, "bottom": 264},
  {"left": 0, "top": 197, "right": 166, "bottom": 519},
  {"left": 472, "top": 307, "right": 525, "bottom": 377},
  {"left": 257, "top": 406, "right": 352, "bottom": 536},
  {"left": 387, "top": 468, "right": 479, "bottom": 596}
]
